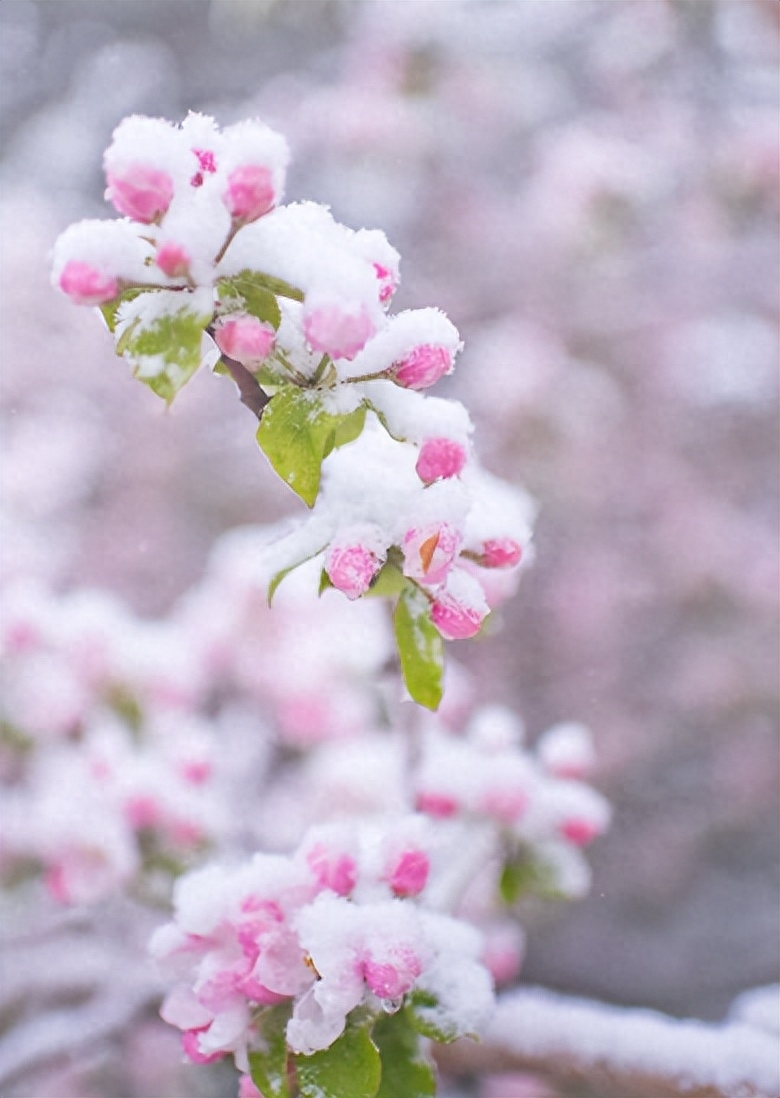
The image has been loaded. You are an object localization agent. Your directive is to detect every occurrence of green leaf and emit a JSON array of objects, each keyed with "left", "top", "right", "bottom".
[
  {"left": 330, "top": 403, "right": 366, "bottom": 449},
  {"left": 406, "top": 991, "right": 458, "bottom": 1044},
  {"left": 218, "top": 270, "right": 282, "bottom": 330},
  {"left": 256, "top": 386, "right": 339, "bottom": 506},
  {"left": 295, "top": 1024, "right": 381, "bottom": 1098},
  {"left": 249, "top": 1004, "right": 292, "bottom": 1098},
  {"left": 116, "top": 291, "right": 212, "bottom": 404},
  {"left": 365, "top": 562, "right": 407, "bottom": 599},
  {"left": 373, "top": 1011, "right": 436, "bottom": 1098},
  {"left": 268, "top": 543, "right": 329, "bottom": 606},
  {"left": 318, "top": 569, "right": 334, "bottom": 596},
  {"left": 393, "top": 587, "right": 444, "bottom": 711},
  {"left": 99, "top": 286, "right": 146, "bottom": 333}
]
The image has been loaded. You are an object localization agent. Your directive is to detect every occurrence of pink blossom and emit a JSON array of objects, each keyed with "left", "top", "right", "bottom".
[
  {"left": 478, "top": 537, "right": 524, "bottom": 569},
  {"left": 306, "top": 842, "right": 358, "bottom": 896},
  {"left": 560, "top": 818, "right": 603, "bottom": 846},
  {"left": 58, "top": 261, "right": 119, "bottom": 306},
  {"left": 393, "top": 344, "right": 453, "bottom": 389},
  {"left": 415, "top": 791, "right": 459, "bottom": 818},
  {"left": 362, "top": 944, "right": 422, "bottom": 999},
  {"left": 303, "top": 300, "right": 376, "bottom": 360},
  {"left": 181, "top": 1028, "right": 226, "bottom": 1065},
  {"left": 105, "top": 165, "right": 174, "bottom": 223},
  {"left": 402, "top": 522, "right": 461, "bottom": 585},
  {"left": 191, "top": 148, "right": 218, "bottom": 188},
  {"left": 373, "top": 262, "right": 398, "bottom": 304},
  {"left": 156, "top": 241, "right": 191, "bottom": 278},
  {"left": 478, "top": 787, "right": 527, "bottom": 824},
  {"left": 239, "top": 1077, "right": 264, "bottom": 1098},
  {"left": 214, "top": 316, "right": 276, "bottom": 367},
  {"left": 431, "top": 592, "right": 488, "bottom": 640},
  {"left": 385, "top": 848, "right": 430, "bottom": 897},
  {"left": 223, "top": 165, "right": 276, "bottom": 222},
  {"left": 325, "top": 542, "right": 384, "bottom": 600},
  {"left": 415, "top": 437, "right": 468, "bottom": 484},
  {"left": 481, "top": 923, "right": 524, "bottom": 987}
]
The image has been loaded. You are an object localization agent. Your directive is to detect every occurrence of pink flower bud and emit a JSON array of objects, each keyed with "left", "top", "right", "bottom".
[
  {"left": 306, "top": 842, "right": 358, "bottom": 896},
  {"left": 191, "top": 147, "right": 218, "bottom": 187},
  {"left": 415, "top": 438, "right": 468, "bottom": 484},
  {"left": 393, "top": 344, "right": 453, "bottom": 389},
  {"left": 430, "top": 571, "right": 490, "bottom": 640},
  {"left": 156, "top": 241, "right": 191, "bottom": 278},
  {"left": 214, "top": 315, "right": 276, "bottom": 366},
  {"left": 560, "top": 818, "right": 602, "bottom": 846},
  {"left": 303, "top": 300, "right": 376, "bottom": 361},
  {"left": 325, "top": 542, "right": 384, "bottom": 600},
  {"left": 481, "top": 924, "right": 524, "bottom": 986},
  {"left": 402, "top": 522, "right": 461, "bottom": 586},
  {"left": 223, "top": 164, "right": 276, "bottom": 222},
  {"left": 105, "top": 165, "right": 174, "bottom": 223},
  {"left": 415, "top": 791, "right": 459, "bottom": 818},
  {"left": 363, "top": 947, "right": 422, "bottom": 999},
  {"left": 386, "top": 848, "right": 430, "bottom": 897},
  {"left": 479, "top": 787, "right": 527, "bottom": 824},
  {"left": 478, "top": 537, "right": 523, "bottom": 569},
  {"left": 239, "top": 1076, "right": 264, "bottom": 1098},
  {"left": 58, "top": 261, "right": 119, "bottom": 306}
]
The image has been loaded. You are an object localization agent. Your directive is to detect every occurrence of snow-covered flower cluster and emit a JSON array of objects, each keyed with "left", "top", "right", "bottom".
[
  {"left": 151, "top": 817, "right": 493, "bottom": 1075},
  {"left": 51, "top": 113, "right": 535, "bottom": 707}
]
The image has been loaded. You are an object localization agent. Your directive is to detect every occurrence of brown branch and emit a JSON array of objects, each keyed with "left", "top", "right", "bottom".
[{"left": 220, "top": 354, "right": 270, "bottom": 420}]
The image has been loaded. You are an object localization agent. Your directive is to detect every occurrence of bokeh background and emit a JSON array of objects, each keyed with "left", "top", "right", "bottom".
[{"left": 1, "top": 1, "right": 778, "bottom": 1094}]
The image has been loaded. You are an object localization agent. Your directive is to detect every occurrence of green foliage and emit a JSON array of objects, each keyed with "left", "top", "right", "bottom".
[
  {"left": 373, "top": 1010, "right": 437, "bottom": 1098},
  {"left": 393, "top": 587, "right": 444, "bottom": 711},
  {"left": 217, "top": 270, "right": 283, "bottom": 330},
  {"left": 249, "top": 1005, "right": 293, "bottom": 1098},
  {"left": 499, "top": 847, "right": 563, "bottom": 904},
  {"left": 256, "top": 386, "right": 366, "bottom": 507},
  {"left": 116, "top": 293, "right": 212, "bottom": 404},
  {"left": 99, "top": 286, "right": 146, "bottom": 333},
  {"left": 295, "top": 1024, "right": 381, "bottom": 1098},
  {"left": 406, "top": 991, "right": 458, "bottom": 1044}
]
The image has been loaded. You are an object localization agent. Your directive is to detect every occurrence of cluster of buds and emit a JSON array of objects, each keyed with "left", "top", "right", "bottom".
[
  {"left": 151, "top": 816, "right": 493, "bottom": 1081},
  {"left": 51, "top": 113, "right": 535, "bottom": 706}
]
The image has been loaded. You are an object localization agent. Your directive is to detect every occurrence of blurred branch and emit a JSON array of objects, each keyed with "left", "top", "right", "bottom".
[{"left": 436, "top": 986, "right": 779, "bottom": 1098}]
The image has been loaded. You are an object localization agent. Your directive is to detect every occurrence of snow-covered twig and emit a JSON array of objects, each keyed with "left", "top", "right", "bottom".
[{"left": 437, "top": 985, "right": 780, "bottom": 1098}]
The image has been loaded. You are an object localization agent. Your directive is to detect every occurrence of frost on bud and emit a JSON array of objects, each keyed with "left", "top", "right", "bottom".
[
  {"left": 214, "top": 315, "right": 276, "bottom": 367},
  {"left": 58, "top": 261, "right": 119, "bottom": 306},
  {"left": 325, "top": 529, "right": 385, "bottom": 600},
  {"left": 303, "top": 296, "right": 376, "bottom": 361},
  {"left": 477, "top": 537, "right": 524, "bottom": 569},
  {"left": 393, "top": 344, "right": 453, "bottom": 390},
  {"left": 416, "top": 437, "right": 468, "bottom": 484},
  {"left": 537, "top": 722, "right": 596, "bottom": 781},
  {"left": 402, "top": 522, "right": 461, "bottom": 586},
  {"left": 430, "top": 569, "right": 490, "bottom": 640}
]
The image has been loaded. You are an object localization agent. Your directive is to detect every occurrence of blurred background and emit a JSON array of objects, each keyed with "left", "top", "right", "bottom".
[{"left": 1, "top": 0, "right": 778, "bottom": 1094}]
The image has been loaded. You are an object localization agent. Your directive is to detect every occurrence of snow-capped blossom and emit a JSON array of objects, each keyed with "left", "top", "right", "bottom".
[
  {"left": 518, "top": 778, "right": 611, "bottom": 849},
  {"left": 384, "top": 846, "right": 430, "bottom": 898},
  {"left": 536, "top": 722, "right": 596, "bottom": 781},
  {"left": 403, "top": 521, "right": 462, "bottom": 585},
  {"left": 298, "top": 825, "right": 359, "bottom": 897},
  {"left": 155, "top": 241, "right": 190, "bottom": 279},
  {"left": 103, "top": 115, "right": 193, "bottom": 222},
  {"left": 480, "top": 920, "right": 525, "bottom": 987},
  {"left": 213, "top": 315, "right": 276, "bottom": 367},
  {"left": 303, "top": 294, "right": 376, "bottom": 360},
  {"left": 350, "top": 228, "right": 401, "bottom": 305},
  {"left": 218, "top": 119, "right": 290, "bottom": 223},
  {"left": 325, "top": 525, "right": 386, "bottom": 599},
  {"left": 51, "top": 220, "right": 154, "bottom": 305},
  {"left": 416, "top": 437, "right": 468, "bottom": 484},
  {"left": 430, "top": 568, "right": 490, "bottom": 640}
]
